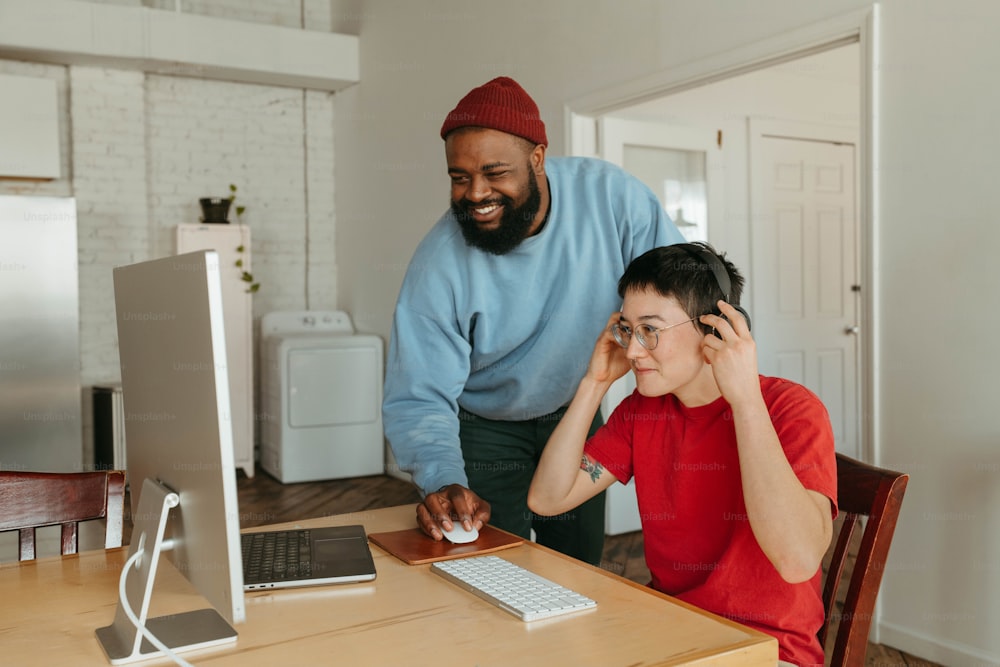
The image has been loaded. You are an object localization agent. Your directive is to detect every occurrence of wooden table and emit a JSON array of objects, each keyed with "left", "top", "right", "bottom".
[{"left": 0, "top": 505, "right": 776, "bottom": 666}]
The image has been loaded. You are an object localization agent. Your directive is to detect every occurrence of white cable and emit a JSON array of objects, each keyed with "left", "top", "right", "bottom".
[{"left": 118, "top": 550, "right": 195, "bottom": 667}]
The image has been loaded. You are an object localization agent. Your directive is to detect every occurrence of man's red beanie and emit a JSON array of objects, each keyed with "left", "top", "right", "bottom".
[{"left": 440, "top": 76, "right": 548, "bottom": 147}]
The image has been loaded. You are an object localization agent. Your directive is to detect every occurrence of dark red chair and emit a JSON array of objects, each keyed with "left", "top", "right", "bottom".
[
  {"left": 820, "top": 454, "right": 909, "bottom": 666},
  {"left": 0, "top": 470, "right": 126, "bottom": 561}
]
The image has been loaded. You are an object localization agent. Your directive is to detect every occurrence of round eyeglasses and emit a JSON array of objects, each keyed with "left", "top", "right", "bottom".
[{"left": 610, "top": 317, "right": 699, "bottom": 351}]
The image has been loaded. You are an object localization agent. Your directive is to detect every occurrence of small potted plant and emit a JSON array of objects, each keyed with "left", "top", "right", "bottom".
[{"left": 198, "top": 196, "right": 232, "bottom": 223}]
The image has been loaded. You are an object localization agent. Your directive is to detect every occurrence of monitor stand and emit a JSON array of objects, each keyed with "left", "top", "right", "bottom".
[{"left": 95, "top": 479, "right": 238, "bottom": 664}]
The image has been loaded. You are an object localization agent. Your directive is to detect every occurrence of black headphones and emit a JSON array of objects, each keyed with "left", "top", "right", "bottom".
[{"left": 676, "top": 243, "right": 752, "bottom": 335}]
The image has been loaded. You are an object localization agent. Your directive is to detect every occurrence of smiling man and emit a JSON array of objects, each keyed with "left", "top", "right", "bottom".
[
  {"left": 446, "top": 127, "right": 545, "bottom": 255},
  {"left": 382, "top": 77, "right": 683, "bottom": 564}
]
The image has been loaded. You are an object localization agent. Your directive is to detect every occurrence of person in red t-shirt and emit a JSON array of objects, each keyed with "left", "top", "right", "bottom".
[{"left": 528, "top": 242, "right": 837, "bottom": 667}]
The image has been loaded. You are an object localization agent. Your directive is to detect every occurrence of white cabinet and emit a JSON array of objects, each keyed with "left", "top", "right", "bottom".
[{"left": 176, "top": 223, "right": 255, "bottom": 477}]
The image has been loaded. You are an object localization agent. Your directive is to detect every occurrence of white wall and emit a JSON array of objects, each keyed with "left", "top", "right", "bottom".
[
  {"left": 334, "top": 1, "right": 999, "bottom": 664},
  {"left": 874, "top": 2, "right": 1000, "bottom": 663}
]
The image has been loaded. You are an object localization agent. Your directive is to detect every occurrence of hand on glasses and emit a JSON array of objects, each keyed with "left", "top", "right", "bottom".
[{"left": 581, "top": 313, "right": 634, "bottom": 386}]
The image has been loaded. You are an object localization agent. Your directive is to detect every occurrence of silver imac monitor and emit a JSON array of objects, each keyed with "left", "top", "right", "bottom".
[{"left": 96, "top": 250, "right": 244, "bottom": 664}]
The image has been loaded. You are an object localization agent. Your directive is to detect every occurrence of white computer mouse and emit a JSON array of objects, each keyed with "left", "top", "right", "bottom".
[{"left": 440, "top": 520, "right": 479, "bottom": 544}]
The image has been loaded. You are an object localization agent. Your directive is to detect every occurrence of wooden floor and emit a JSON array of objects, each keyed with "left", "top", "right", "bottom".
[{"left": 229, "top": 469, "right": 938, "bottom": 667}]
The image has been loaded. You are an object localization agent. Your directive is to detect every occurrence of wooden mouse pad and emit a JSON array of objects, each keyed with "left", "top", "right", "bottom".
[{"left": 367, "top": 525, "right": 525, "bottom": 565}]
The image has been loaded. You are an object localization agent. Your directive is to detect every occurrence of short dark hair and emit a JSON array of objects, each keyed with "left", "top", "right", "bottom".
[{"left": 617, "top": 242, "right": 746, "bottom": 335}]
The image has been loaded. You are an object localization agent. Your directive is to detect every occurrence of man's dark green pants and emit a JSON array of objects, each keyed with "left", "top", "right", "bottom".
[{"left": 458, "top": 406, "right": 606, "bottom": 566}]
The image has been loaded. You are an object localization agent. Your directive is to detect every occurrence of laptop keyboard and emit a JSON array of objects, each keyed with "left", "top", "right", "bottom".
[
  {"left": 242, "top": 530, "right": 312, "bottom": 584},
  {"left": 430, "top": 555, "right": 597, "bottom": 622}
]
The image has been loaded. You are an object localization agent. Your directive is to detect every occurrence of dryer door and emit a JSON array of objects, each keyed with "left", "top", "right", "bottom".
[{"left": 288, "top": 346, "right": 379, "bottom": 428}]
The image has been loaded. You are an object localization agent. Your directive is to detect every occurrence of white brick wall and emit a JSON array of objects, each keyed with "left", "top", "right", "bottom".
[
  {"left": 70, "top": 66, "right": 150, "bottom": 386},
  {"left": 146, "top": 74, "right": 312, "bottom": 322},
  {"left": 305, "top": 89, "right": 337, "bottom": 311},
  {"left": 1, "top": 11, "right": 340, "bottom": 463}
]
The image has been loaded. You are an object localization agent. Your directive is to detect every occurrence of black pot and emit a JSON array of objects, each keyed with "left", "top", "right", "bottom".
[{"left": 199, "top": 197, "right": 232, "bottom": 223}]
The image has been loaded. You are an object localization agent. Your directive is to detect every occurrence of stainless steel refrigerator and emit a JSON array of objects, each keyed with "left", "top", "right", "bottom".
[{"left": 0, "top": 195, "right": 81, "bottom": 471}]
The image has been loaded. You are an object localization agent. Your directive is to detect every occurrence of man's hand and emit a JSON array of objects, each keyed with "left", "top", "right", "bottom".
[{"left": 416, "top": 484, "right": 491, "bottom": 541}]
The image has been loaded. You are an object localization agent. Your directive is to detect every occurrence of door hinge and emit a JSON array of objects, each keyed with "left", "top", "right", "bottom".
[{"left": 717, "top": 130, "right": 723, "bottom": 148}]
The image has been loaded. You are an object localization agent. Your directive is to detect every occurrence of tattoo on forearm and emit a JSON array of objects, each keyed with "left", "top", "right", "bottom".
[{"left": 580, "top": 456, "right": 604, "bottom": 483}]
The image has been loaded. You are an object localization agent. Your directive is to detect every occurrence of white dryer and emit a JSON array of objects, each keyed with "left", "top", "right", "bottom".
[{"left": 260, "top": 310, "right": 384, "bottom": 483}]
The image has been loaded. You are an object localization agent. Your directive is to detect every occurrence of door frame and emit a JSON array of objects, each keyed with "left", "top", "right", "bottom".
[{"left": 564, "top": 6, "right": 880, "bottom": 466}]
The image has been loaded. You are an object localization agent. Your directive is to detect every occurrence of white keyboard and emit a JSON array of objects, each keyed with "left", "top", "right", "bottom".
[{"left": 430, "top": 555, "right": 597, "bottom": 622}]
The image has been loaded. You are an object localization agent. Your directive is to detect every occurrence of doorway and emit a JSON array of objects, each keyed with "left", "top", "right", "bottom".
[
  {"left": 592, "top": 43, "right": 861, "bottom": 453},
  {"left": 572, "top": 31, "right": 871, "bottom": 534}
]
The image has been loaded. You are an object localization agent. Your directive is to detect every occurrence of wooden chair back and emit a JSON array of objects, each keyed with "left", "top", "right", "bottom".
[
  {"left": 820, "top": 453, "right": 908, "bottom": 666},
  {"left": 0, "top": 470, "right": 126, "bottom": 561}
]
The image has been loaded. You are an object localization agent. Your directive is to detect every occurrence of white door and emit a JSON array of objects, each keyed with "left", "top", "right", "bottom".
[
  {"left": 598, "top": 117, "right": 723, "bottom": 534},
  {"left": 749, "top": 120, "right": 860, "bottom": 458}
]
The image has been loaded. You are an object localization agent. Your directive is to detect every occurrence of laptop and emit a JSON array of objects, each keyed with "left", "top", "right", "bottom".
[{"left": 241, "top": 524, "right": 377, "bottom": 590}]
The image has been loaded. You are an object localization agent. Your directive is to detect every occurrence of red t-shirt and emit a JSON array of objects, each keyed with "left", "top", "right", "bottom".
[{"left": 585, "top": 376, "right": 837, "bottom": 667}]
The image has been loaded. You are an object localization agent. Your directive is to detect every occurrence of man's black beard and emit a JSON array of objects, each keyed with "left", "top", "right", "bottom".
[{"left": 451, "top": 168, "right": 542, "bottom": 256}]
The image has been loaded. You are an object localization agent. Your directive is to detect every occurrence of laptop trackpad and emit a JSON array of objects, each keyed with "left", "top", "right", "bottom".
[{"left": 311, "top": 526, "right": 377, "bottom": 580}]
